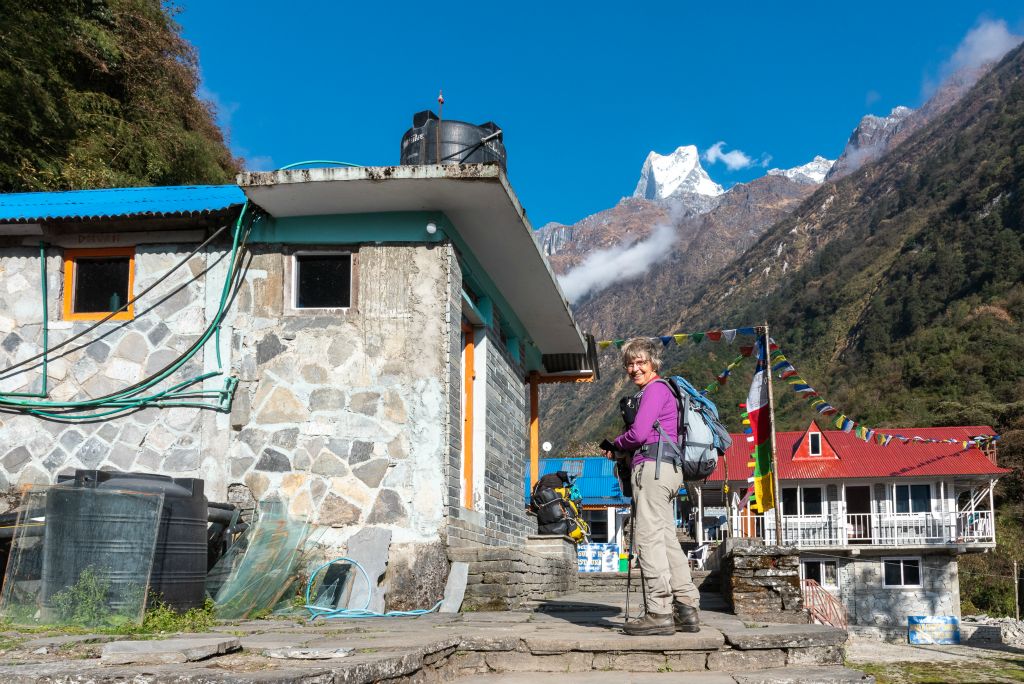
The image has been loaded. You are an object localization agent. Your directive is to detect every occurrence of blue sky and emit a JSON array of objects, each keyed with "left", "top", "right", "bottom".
[{"left": 177, "top": 2, "right": 1024, "bottom": 228}]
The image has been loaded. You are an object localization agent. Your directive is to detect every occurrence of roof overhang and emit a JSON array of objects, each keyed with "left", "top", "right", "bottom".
[{"left": 237, "top": 164, "right": 587, "bottom": 357}]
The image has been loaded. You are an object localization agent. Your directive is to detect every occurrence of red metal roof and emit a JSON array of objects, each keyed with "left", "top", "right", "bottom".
[{"left": 709, "top": 424, "right": 1008, "bottom": 482}]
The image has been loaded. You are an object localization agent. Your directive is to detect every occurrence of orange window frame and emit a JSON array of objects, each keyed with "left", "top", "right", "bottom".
[{"left": 62, "top": 247, "right": 136, "bottom": 321}]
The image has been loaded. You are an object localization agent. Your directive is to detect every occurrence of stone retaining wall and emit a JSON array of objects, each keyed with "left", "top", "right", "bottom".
[
  {"left": 577, "top": 570, "right": 718, "bottom": 593},
  {"left": 722, "top": 544, "right": 808, "bottom": 624},
  {"left": 451, "top": 536, "right": 578, "bottom": 610}
]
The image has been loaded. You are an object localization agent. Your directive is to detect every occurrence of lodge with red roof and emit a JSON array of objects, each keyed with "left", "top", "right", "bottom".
[{"left": 687, "top": 420, "right": 1007, "bottom": 628}]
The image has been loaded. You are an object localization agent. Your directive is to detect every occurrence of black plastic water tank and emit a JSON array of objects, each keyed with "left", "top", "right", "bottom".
[
  {"left": 400, "top": 110, "right": 506, "bottom": 170},
  {"left": 49, "top": 470, "right": 208, "bottom": 611}
]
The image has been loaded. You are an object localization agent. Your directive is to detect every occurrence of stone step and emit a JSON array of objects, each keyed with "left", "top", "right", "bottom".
[{"left": 449, "top": 666, "right": 873, "bottom": 683}]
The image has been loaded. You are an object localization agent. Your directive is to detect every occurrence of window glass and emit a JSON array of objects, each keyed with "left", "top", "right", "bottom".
[
  {"left": 809, "top": 432, "right": 822, "bottom": 456},
  {"left": 910, "top": 484, "right": 931, "bottom": 513},
  {"left": 803, "top": 561, "right": 822, "bottom": 583},
  {"left": 896, "top": 484, "right": 931, "bottom": 513},
  {"left": 782, "top": 488, "right": 798, "bottom": 516},
  {"left": 895, "top": 485, "right": 909, "bottom": 514},
  {"left": 823, "top": 561, "right": 838, "bottom": 587},
  {"left": 802, "top": 487, "right": 823, "bottom": 516},
  {"left": 295, "top": 254, "right": 351, "bottom": 308},
  {"left": 902, "top": 559, "right": 921, "bottom": 586},
  {"left": 74, "top": 257, "right": 130, "bottom": 313},
  {"left": 883, "top": 559, "right": 903, "bottom": 585}
]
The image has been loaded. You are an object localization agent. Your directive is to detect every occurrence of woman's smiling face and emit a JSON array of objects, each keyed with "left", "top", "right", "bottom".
[{"left": 624, "top": 355, "right": 657, "bottom": 387}]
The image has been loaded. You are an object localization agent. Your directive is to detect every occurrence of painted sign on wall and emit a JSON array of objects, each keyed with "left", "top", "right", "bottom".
[{"left": 908, "top": 616, "right": 960, "bottom": 645}]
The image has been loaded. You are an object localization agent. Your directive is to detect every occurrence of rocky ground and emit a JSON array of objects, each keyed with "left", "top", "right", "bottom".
[{"left": 0, "top": 593, "right": 868, "bottom": 683}]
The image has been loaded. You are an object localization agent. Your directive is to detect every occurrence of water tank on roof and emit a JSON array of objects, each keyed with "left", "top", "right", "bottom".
[{"left": 400, "top": 110, "right": 506, "bottom": 170}]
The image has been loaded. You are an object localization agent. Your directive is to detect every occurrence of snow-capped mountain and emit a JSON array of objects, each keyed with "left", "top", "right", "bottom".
[
  {"left": 767, "top": 156, "right": 835, "bottom": 184},
  {"left": 633, "top": 145, "right": 724, "bottom": 200},
  {"left": 826, "top": 106, "right": 915, "bottom": 180}
]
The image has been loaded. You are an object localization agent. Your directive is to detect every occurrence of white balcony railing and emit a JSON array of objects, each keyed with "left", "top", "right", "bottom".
[{"left": 728, "top": 509, "right": 994, "bottom": 548}]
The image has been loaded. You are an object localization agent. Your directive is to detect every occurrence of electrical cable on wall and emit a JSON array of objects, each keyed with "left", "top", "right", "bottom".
[{"left": 0, "top": 202, "right": 259, "bottom": 420}]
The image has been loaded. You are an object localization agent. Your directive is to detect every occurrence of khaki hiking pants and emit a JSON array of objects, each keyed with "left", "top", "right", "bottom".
[{"left": 633, "top": 460, "right": 700, "bottom": 614}]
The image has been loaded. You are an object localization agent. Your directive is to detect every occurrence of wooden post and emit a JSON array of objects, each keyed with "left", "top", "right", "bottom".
[
  {"left": 696, "top": 486, "right": 705, "bottom": 544},
  {"left": 529, "top": 371, "right": 540, "bottom": 489},
  {"left": 763, "top": 323, "right": 784, "bottom": 546},
  {"left": 1015, "top": 560, "right": 1020, "bottom": 622}
]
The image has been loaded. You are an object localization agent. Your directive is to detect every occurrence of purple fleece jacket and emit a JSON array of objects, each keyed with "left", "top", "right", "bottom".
[{"left": 612, "top": 378, "right": 679, "bottom": 465}]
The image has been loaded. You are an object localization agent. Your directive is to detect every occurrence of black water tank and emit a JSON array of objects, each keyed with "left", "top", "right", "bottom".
[
  {"left": 400, "top": 110, "right": 506, "bottom": 170},
  {"left": 49, "top": 470, "right": 208, "bottom": 611}
]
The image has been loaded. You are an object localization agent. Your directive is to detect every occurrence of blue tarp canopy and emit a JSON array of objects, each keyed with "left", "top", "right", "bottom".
[
  {"left": 526, "top": 457, "right": 629, "bottom": 507},
  {"left": 0, "top": 185, "right": 246, "bottom": 223}
]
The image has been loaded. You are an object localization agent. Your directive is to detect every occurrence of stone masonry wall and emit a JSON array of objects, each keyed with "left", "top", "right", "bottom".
[
  {"left": 841, "top": 553, "right": 960, "bottom": 627},
  {"left": 444, "top": 246, "right": 531, "bottom": 550},
  {"left": 451, "top": 535, "right": 578, "bottom": 610},
  {"left": 0, "top": 242, "right": 233, "bottom": 492},
  {"left": 0, "top": 236, "right": 453, "bottom": 556},
  {"left": 723, "top": 545, "right": 808, "bottom": 624}
]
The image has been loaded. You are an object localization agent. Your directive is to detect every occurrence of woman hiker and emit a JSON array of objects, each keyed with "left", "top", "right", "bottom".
[{"left": 602, "top": 337, "right": 700, "bottom": 636}]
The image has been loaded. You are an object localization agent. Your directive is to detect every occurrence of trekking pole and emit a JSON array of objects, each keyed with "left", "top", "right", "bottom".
[{"left": 626, "top": 499, "right": 635, "bottom": 619}]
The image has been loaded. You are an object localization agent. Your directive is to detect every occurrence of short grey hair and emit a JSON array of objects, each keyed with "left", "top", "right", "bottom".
[{"left": 621, "top": 337, "right": 661, "bottom": 371}]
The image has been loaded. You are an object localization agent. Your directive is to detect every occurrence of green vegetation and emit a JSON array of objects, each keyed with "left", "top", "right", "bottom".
[
  {"left": 853, "top": 657, "right": 1024, "bottom": 683},
  {"left": 0, "top": 1, "right": 238, "bottom": 192}
]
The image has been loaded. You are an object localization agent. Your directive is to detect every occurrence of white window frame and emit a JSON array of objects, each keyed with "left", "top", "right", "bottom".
[
  {"left": 290, "top": 250, "right": 353, "bottom": 311},
  {"left": 881, "top": 556, "right": 923, "bottom": 588},
  {"left": 800, "top": 486, "right": 825, "bottom": 517},
  {"left": 801, "top": 559, "right": 839, "bottom": 589},
  {"left": 808, "top": 431, "right": 822, "bottom": 456},
  {"left": 894, "top": 483, "right": 931, "bottom": 515}
]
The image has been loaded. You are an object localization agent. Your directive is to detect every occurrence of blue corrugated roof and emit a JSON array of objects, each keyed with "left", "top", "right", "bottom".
[
  {"left": 0, "top": 185, "right": 246, "bottom": 223},
  {"left": 526, "top": 457, "right": 629, "bottom": 507}
]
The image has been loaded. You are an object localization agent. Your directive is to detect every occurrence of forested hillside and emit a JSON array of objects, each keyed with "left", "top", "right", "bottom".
[{"left": 0, "top": 0, "right": 238, "bottom": 191}]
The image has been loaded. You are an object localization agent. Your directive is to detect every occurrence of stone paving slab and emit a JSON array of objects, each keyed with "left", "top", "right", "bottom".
[
  {"left": 449, "top": 669, "right": 872, "bottom": 683},
  {"left": 522, "top": 630, "right": 726, "bottom": 653},
  {"left": 0, "top": 592, "right": 855, "bottom": 682},
  {"left": 100, "top": 635, "right": 241, "bottom": 665},
  {"left": 720, "top": 623, "right": 849, "bottom": 649}
]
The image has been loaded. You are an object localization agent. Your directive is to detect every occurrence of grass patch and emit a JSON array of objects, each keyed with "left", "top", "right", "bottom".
[{"left": 852, "top": 656, "right": 1024, "bottom": 683}]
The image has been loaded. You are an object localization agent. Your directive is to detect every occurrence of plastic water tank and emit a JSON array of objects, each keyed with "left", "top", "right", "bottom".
[
  {"left": 400, "top": 110, "right": 506, "bottom": 170},
  {"left": 49, "top": 470, "right": 208, "bottom": 611}
]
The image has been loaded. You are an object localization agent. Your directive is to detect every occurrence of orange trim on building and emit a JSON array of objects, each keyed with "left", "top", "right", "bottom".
[
  {"left": 62, "top": 247, "right": 136, "bottom": 321},
  {"left": 461, "top": 322, "right": 475, "bottom": 509}
]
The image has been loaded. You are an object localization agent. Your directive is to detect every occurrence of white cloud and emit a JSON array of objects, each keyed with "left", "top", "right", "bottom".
[
  {"left": 558, "top": 220, "right": 677, "bottom": 303},
  {"left": 944, "top": 18, "right": 1023, "bottom": 75},
  {"left": 703, "top": 141, "right": 755, "bottom": 171}
]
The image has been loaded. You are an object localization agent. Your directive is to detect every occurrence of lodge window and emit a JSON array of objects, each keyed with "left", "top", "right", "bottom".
[
  {"left": 895, "top": 484, "right": 931, "bottom": 514},
  {"left": 802, "top": 560, "right": 838, "bottom": 588},
  {"left": 802, "top": 487, "right": 823, "bottom": 516},
  {"left": 293, "top": 252, "right": 352, "bottom": 309},
  {"left": 63, "top": 247, "right": 135, "bottom": 321},
  {"left": 782, "top": 488, "right": 798, "bottom": 516},
  {"left": 809, "top": 432, "right": 822, "bottom": 456},
  {"left": 882, "top": 557, "right": 922, "bottom": 587},
  {"left": 782, "top": 486, "right": 823, "bottom": 516}
]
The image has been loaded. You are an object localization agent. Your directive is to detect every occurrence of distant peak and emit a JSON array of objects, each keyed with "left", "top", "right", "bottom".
[
  {"left": 767, "top": 156, "right": 836, "bottom": 185},
  {"left": 633, "top": 146, "right": 724, "bottom": 200}
]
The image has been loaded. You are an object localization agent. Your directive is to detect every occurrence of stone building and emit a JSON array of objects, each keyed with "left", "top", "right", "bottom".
[{"left": 0, "top": 164, "right": 595, "bottom": 604}]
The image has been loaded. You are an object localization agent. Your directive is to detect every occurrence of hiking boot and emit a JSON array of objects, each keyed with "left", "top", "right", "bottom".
[
  {"left": 623, "top": 612, "right": 674, "bottom": 636},
  {"left": 673, "top": 602, "right": 700, "bottom": 633}
]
